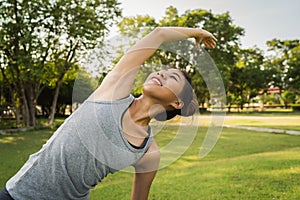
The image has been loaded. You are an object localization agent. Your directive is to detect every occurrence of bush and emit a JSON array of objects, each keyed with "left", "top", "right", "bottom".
[
  {"left": 291, "top": 104, "right": 300, "bottom": 111},
  {"left": 199, "top": 107, "right": 207, "bottom": 113}
]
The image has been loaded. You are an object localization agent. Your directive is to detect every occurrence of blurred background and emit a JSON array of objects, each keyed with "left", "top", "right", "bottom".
[
  {"left": 1, "top": 1, "right": 300, "bottom": 199},
  {"left": 0, "top": 0, "right": 299, "bottom": 128}
]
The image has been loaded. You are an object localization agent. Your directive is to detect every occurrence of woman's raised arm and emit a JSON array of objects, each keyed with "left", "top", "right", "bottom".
[{"left": 89, "top": 27, "right": 217, "bottom": 101}]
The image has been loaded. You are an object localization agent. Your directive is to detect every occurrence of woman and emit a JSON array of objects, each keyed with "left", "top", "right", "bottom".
[{"left": 0, "top": 27, "right": 217, "bottom": 200}]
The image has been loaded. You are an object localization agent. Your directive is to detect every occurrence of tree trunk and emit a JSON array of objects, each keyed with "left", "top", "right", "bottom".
[
  {"left": 228, "top": 104, "right": 231, "bottom": 113},
  {"left": 48, "top": 40, "right": 78, "bottom": 125},
  {"left": 27, "top": 86, "right": 36, "bottom": 127},
  {"left": 11, "top": 92, "right": 21, "bottom": 126},
  {"left": 0, "top": 68, "right": 21, "bottom": 126},
  {"left": 48, "top": 76, "right": 64, "bottom": 125},
  {"left": 18, "top": 79, "right": 31, "bottom": 127}
]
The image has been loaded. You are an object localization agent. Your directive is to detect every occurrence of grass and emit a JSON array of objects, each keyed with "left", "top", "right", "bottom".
[
  {"left": 0, "top": 129, "right": 54, "bottom": 186},
  {"left": 89, "top": 125, "right": 300, "bottom": 200},
  {"left": 0, "top": 117, "right": 66, "bottom": 130},
  {"left": 1, "top": 116, "right": 300, "bottom": 199}
]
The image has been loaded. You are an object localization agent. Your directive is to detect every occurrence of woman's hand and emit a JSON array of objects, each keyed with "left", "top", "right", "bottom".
[
  {"left": 194, "top": 29, "right": 217, "bottom": 49},
  {"left": 158, "top": 27, "right": 217, "bottom": 49}
]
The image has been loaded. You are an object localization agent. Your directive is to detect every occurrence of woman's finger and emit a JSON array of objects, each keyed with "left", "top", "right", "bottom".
[
  {"left": 211, "top": 35, "right": 218, "bottom": 42},
  {"left": 203, "top": 38, "right": 213, "bottom": 49}
]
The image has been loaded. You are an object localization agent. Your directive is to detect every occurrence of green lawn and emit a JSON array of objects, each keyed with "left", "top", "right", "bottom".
[
  {"left": 0, "top": 128, "right": 54, "bottom": 186},
  {"left": 1, "top": 117, "right": 300, "bottom": 199},
  {"left": 90, "top": 126, "right": 300, "bottom": 200}
]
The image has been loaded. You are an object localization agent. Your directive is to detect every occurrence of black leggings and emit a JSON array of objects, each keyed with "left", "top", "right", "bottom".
[{"left": 0, "top": 186, "right": 14, "bottom": 200}]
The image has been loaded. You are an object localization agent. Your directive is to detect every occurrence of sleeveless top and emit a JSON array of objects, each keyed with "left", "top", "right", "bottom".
[{"left": 6, "top": 95, "right": 153, "bottom": 200}]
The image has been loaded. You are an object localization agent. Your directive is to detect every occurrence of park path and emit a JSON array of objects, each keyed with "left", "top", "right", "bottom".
[
  {"left": 195, "top": 115, "right": 300, "bottom": 136},
  {"left": 222, "top": 124, "right": 300, "bottom": 135}
]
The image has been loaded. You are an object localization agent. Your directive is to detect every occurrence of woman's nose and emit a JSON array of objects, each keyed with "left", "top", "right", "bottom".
[{"left": 157, "top": 71, "right": 166, "bottom": 79}]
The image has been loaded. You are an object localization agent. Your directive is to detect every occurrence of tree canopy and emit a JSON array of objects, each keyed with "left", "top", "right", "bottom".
[
  {"left": 1, "top": 5, "right": 299, "bottom": 128},
  {"left": 117, "top": 6, "right": 299, "bottom": 111},
  {"left": 0, "top": 0, "right": 121, "bottom": 126}
]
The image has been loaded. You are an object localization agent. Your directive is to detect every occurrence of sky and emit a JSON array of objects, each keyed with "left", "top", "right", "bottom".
[{"left": 117, "top": 0, "right": 300, "bottom": 51}]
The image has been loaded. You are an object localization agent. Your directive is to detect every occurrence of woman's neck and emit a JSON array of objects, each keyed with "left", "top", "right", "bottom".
[{"left": 128, "top": 95, "right": 165, "bottom": 127}]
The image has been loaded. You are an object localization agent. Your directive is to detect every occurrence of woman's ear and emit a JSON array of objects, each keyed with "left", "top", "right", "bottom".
[{"left": 170, "top": 100, "right": 184, "bottom": 110}]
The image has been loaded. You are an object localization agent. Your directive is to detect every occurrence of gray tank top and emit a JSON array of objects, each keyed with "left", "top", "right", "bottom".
[{"left": 7, "top": 95, "right": 153, "bottom": 200}]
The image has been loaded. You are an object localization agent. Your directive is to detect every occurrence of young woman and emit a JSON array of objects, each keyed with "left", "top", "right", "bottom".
[{"left": 0, "top": 27, "right": 217, "bottom": 200}]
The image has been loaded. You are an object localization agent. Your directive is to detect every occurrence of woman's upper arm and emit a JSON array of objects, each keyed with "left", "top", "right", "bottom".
[
  {"left": 88, "top": 68, "right": 138, "bottom": 100},
  {"left": 134, "top": 141, "right": 160, "bottom": 173}
]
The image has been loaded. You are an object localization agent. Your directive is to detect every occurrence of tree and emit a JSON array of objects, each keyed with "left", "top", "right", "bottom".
[
  {"left": 281, "top": 90, "right": 296, "bottom": 107},
  {"left": 38, "top": 67, "right": 97, "bottom": 116},
  {"left": 286, "top": 43, "right": 300, "bottom": 95},
  {"left": 227, "top": 48, "right": 265, "bottom": 111},
  {"left": 0, "top": 0, "right": 121, "bottom": 127},
  {"left": 0, "top": 0, "right": 52, "bottom": 126},
  {"left": 47, "top": 0, "right": 121, "bottom": 125},
  {"left": 266, "top": 39, "right": 300, "bottom": 106}
]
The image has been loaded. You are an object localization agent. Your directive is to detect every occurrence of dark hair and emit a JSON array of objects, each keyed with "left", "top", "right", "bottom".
[{"left": 154, "top": 70, "right": 198, "bottom": 121}]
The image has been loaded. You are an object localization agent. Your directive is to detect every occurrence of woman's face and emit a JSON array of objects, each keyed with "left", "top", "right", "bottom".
[{"left": 143, "top": 68, "right": 186, "bottom": 105}]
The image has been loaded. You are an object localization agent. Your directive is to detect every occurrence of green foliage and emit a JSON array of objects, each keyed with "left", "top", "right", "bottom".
[
  {"left": 72, "top": 69, "right": 99, "bottom": 103},
  {"left": 38, "top": 67, "right": 98, "bottom": 115},
  {"left": 286, "top": 44, "right": 300, "bottom": 94},
  {"left": 291, "top": 104, "right": 300, "bottom": 111},
  {"left": 0, "top": 0, "right": 121, "bottom": 126},
  {"left": 117, "top": 7, "right": 244, "bottom": 105},
  {"left": 282, "top": 90, "right": 296, "bottom": 104},
  {"left": 116, "top": 6, "right": 300, "bottom": 112},
  {"left": 1, "top": 1, "right": 299, "bottom": 125},
  {"left": 227, "top": 48, "right": 265, "bottom": 110},
  {"left": 266, "top": 39, "right": 300, "bottom": 100}
]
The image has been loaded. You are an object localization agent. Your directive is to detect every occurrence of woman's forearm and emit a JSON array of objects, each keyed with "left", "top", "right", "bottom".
[
  {"left": 158, "top": 27, "right": 204, "bottom": 42},
  {"left": 159, "top": 27, "right": 217, "bottom": 48}
]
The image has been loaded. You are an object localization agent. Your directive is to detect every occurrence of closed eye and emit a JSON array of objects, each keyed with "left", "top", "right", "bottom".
[
  {"left": 170, "top": 75, "right": 179, "bottom": 82},
  {"left": 171, "top": 72, "right": 181, "bottom": 82}
]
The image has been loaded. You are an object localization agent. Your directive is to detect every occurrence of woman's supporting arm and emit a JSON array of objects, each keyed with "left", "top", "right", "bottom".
[
  {"left": 131, "top": 171, "right": 158, "bottom": 200},
  {"left": 131, "top": 141, "right": 160, "bottom": 200}
]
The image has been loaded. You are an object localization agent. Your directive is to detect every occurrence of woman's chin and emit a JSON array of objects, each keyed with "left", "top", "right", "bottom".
[{"left": 142, "top": 86, "right": 177, "bottom": 103}]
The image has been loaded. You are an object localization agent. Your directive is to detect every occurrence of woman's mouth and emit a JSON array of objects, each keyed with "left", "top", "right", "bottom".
[{"left": 150, "top": 77, "right": 162, "bottom": 86}]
